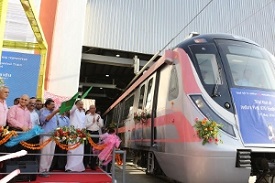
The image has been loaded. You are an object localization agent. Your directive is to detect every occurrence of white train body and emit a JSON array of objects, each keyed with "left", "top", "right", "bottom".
[{"left": 105, "top": 34, "right": 275, "bottom": 183}]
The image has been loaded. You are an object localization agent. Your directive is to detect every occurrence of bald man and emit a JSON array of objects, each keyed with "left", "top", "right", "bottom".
[
  {"left": 7, "top": 94, "right": 32, "bottom": 161},
  {"left": 7, "top": 94, "right": 31, "bottom": 131}
]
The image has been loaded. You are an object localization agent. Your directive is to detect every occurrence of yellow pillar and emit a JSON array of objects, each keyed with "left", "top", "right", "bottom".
[
  {"left": 0, "top": 0, "right": 8, "bottom": 63},
  {"left": 36, "top": 49, "right": 47, "bottom": 100}
]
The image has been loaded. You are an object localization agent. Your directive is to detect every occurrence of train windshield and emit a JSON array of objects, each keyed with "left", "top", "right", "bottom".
[{"left": 216, "top": 40, "right": 275, "bottom": 90}]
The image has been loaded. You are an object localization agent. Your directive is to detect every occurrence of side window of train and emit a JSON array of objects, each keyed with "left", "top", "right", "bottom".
[
  {"left": 138, "top": 85, "right": 145, "bottom": 109},
  {"left": 145, "top": 78, "right": 154, "bottom": 110},
  {"left": 112, "top": 106, "right": 119, "bottom": 126},
  {"left": 122, "top": 95, "right": 135, "bottom": 120},
  {"left": 168, "top": 66, "right": 179, "bottom": 101}
]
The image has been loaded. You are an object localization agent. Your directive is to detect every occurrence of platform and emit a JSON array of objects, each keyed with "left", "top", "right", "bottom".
[{"left": 18, "top": 168, "right": 112, "bottom": 183}]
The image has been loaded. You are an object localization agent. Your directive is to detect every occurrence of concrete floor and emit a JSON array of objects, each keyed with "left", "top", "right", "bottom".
[
  {"left": 113, "top": 164, "right": 270, "bottom": 183},
  {"left": 113, "top": 163, "right": 171, "bottom": 183}
]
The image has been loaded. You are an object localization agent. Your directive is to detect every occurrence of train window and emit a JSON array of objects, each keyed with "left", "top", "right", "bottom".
[
  {"left": 145, "top": 78, "right": 154, "bottom": 110},
  {"left": 196, "top": 54, "right": 221, "bottom": 85},
  {"left": 227, "top": 55, "right": 272, "bottom": 88},
  {"left": 122, "top": 95, "right": 134, "bottom": 120},
  {"left": 217, "top": 40, "right": 275, "bottom": 90},
  {"left": 168, "top": 67, "right": 179, "bottom": 100},
  {"left": 112, "top": 105, "right": 119, "bottom": 125},
  {"left": 138, "top": 85, "right": 145, "bottom": 109}
]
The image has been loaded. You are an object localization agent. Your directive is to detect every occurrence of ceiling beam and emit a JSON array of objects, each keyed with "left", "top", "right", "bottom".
[
  {"left": 79, "top": 82, "right": 117, "bottom": 89},
  {"left": 82, "top": 53, "right": 148, "bottom": 67},
  {"left": 79, "top": 93, "right": 107, "bottom": 98}
]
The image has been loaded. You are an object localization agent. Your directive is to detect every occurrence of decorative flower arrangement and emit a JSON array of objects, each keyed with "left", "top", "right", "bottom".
[
  {"left": 0, "top": 126, "right": 16, "bottom": 146},
  {"left": 0, "top": 126, "right": 9, "bottom": 135},
  {"left": 0, "top": 125, "right": 106, "bottom": 151},
  {"left": 53, "top": 125, "right": 87, "bottom": 144},
  {"left": 133, "top": 111, "right": 151, "bottom": 123},
  {"left": 194, "top": 118, "right": 222, "bottom": 145}
]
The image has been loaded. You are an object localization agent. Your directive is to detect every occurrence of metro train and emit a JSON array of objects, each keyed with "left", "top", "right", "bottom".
[{"left": 104, "top": 33, "right": 275, "bottom": 183}]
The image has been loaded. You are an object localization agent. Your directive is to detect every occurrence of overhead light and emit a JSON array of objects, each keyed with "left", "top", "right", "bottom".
[
  {"left": 116, "top": 54, "right": 120, "bottom": 57},
  {"left": 100, "top": 87, "right": 103, "bottom": 89},
  {"left": 105, "top": 74, "right": 109, "bottom": 77}
]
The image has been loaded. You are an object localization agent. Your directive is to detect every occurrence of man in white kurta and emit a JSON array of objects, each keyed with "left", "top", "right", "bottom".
[{"left": 65, "top": 100, "right": 86, "bottom": 172}]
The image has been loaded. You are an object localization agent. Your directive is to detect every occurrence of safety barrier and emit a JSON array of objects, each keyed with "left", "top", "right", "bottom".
[
  {"left": 0, "top": 132, "right": 127, "bottom": 183},
  {"left": 112, "top": 150, "right": 126, "bottom": 183}
]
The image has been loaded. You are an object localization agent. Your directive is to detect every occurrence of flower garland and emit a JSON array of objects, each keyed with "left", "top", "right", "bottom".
[
  {"left": 54, "top": 139, "right": 82, "bottom": 150},
  {"left": 0, "top": 126, "right": 17, "bottom": 146},
  {"left": 194, "top": 118, "right": 222, "bottom": 145},
  {"left": 87, "top": 136, "right": 106, "bottom": 150},
  {"left": 115, "top": 154, "right": 122, "bottom": 165},
  {"left": 0, "top": 126, "right": 109, "bottom": 151},
  {"left": 20, "top": 138, "right": 52, "bottom": 150},
  {"left": 133, "top": 111, "right": 151, "bottom": 123}
]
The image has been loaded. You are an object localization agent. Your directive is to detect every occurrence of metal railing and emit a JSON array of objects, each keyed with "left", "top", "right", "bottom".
[
  {"left": 112, "top": 150, "right": 126, "bottom": 183},
  {"left": 0, "top": 132, "right": 127, "bottom": 183}
]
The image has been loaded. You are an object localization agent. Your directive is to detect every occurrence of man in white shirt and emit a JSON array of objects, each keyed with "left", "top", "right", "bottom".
[
  {"left": 84, "top": 105, "right": 103, "bottom": 170},
  {"left": 28, "top": 97, "right": 40, "bottom": 128},
  {"left": 27, "top": 97, "right": 40, "bottom": 161}
]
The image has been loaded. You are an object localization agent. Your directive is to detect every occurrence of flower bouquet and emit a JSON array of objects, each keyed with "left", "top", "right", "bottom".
[
  {"left": 194, "top": 118, "right": 222, "bottom": 145},
  {"left": 133, "top": 111, "right": 151, "bottom": 123},
  {"left": 53, "top": 125, "right": 87, "bottom": 144}
]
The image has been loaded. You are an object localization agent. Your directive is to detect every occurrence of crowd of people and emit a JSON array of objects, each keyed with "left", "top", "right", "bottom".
[{"left": 0, "top": 85, "right": 121, "bottom": 178}]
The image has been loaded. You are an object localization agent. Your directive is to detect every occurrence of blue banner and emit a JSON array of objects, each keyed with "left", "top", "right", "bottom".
[
  {"left": 0, "top": 51, "right": 41, "bottom": 107},
  {"left": 231, "top": 88, "right": 275, "bottom": 144}
]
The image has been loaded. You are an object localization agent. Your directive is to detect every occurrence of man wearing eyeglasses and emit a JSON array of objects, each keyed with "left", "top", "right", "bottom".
[
  {"left": 27, "top": 97, "right": 40, "bottom": 162},
  {"left": 28, "top": 97, "right": 40, "bottom": 128},
  {"left": 39, "top": 98, "right": 60, "bottom": 177},
  {"left": 7, "top": 94, "right": 31, "bottom": 131},
  {"left": 7, "top": 94, "right": 32, "bottom": 161}
]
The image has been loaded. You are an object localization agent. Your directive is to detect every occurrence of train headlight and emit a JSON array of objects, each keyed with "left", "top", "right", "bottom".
[{"left": 190, "top": 95, "right": 236, "bottom": 137}]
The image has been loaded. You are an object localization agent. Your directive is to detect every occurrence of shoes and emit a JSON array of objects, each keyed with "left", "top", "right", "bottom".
[
  {"left": 39, "top": 171, "right": 49, "bottom": 177},
  {"left": 65, "top": 169, "right": 72, "bottom": 172}
]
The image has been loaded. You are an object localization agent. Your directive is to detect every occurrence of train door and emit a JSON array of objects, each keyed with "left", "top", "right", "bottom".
[
  {"left": 142, "top": 75, "right": 156, "bottom": 146},
  {"left": 135, "top": 73, "right": 156, "bottom": 147}
]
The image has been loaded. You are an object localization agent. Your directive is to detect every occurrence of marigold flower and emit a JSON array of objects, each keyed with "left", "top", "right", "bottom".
[{"left": 201, "top": 120, "right": 207, "bottom": 126}]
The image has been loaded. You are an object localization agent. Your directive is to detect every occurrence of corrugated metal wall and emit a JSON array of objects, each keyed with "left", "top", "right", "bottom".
[{"left": 84, "top": 0, "right": 275, "bottom": 55}]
